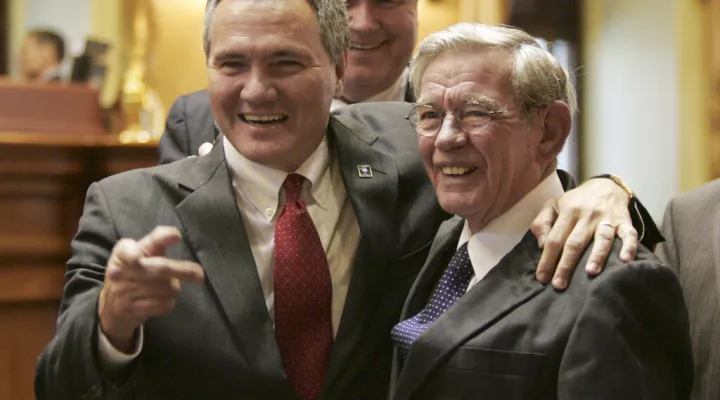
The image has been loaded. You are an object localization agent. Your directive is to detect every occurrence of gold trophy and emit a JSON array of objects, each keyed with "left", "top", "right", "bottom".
[{"left": 119, "top": 0, "right": 164, "bottom": 144}]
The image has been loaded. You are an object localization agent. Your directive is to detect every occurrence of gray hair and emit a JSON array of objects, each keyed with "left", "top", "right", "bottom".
[
  {"left": 410, "top": 23, "right": 578, "bottom": 119},
  {"left": 203, "top": 0, "right": 349, "bottom": 64}
]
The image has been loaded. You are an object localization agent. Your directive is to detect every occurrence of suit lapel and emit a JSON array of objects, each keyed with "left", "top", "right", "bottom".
[
  {"left": 402, "top": 217, "right": 464, "bottom": 321},
  {"left": 174, "top": 144, "right": 291, "bottom": 394},
  {"left": 393, "top": 231, "right": 546, "bottom": 400},
  {"left": 390, "top": 217, "right": 463, "bottom": 391},
  {"left": 321, "top": 116, "right": 401, "bottom": 391}
]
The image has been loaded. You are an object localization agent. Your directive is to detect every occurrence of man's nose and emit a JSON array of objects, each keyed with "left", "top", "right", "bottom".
[
  {"left": 434, "top": 115, "right": 467, "bottom": 151},
  {"left": 349, "top": 1, "right": 379, "bottom": 32},
  {"left": 240, "top": 71, "right": 277, "bottom": 103}
]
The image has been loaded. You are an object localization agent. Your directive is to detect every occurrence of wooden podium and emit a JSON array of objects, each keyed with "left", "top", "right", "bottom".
[{"left": 0, "top": 81, "right": 158, "bottom": 400}]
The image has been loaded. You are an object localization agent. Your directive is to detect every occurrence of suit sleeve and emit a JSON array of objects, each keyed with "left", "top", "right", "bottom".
[
  {"left": 35, "top": 183, "right": 136, "bottom": 400},
  {"left": 557, "top": 261, "right": 693, "bottom": 399},
  {"left": 656, "top": 199, "right": 680, "bottom": 275},
  {"left": 158, "top": 95, "right": 192, "bottom": 165}
]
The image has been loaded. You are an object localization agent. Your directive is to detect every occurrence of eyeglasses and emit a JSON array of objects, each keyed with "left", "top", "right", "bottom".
[{"left": 404, "top": 103, "right": 514, "bottom": 137}]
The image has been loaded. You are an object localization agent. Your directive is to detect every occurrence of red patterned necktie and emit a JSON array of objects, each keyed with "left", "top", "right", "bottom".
[{"left": 273, "top": 173, "right": 333, "bottom": 400}]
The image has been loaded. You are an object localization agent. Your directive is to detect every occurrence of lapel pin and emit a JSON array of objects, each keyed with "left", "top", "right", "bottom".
[
  {"left": 357, "top": 165, "right": 373, "bottom": 178},
  {"left": 198, "top": 142, "right": 214, "bottom": 157}
]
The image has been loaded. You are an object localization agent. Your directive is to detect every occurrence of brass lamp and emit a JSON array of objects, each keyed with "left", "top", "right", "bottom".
[{"left": 119, "top": 0, "right": 164, "bottom": 144}]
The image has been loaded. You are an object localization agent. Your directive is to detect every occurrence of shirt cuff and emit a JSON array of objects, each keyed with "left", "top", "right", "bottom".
[{"left": 97, "top": 323, "right": 143, "bottom": 374}]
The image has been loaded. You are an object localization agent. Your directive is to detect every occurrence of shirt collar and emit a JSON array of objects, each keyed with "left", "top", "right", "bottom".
[
  {"left": 223, "top": 135, "right": 331, "bottom": 220},
  {"left": 330, "top": 67, "right": 409, "bottom": 111},
  {"left": 458, "top": 173, "right": 565, "bottom": 281}
]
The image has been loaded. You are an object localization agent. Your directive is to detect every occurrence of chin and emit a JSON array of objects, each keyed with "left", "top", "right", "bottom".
[{"left": 437, "top": 197, "right": 476, "bottom": 218}]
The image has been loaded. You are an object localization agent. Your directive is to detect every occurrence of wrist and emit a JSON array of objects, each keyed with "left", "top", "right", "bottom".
[
  {"left": 98, "top": 289, "right": 140, "bottom": 353},
  {"left": 593, "top": 174, "right": 634, "bottom": 203},
  {"left": 99, "top": 320, "right": 138, "bottom": 354}
]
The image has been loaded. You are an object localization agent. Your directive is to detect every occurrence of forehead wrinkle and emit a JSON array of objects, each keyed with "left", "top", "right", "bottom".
[
  {"left": 417, "top": 91, "right": 503, "bottom": 112},
  {"left": 212, "top": 0, "right": 320, "bottom": 52}
]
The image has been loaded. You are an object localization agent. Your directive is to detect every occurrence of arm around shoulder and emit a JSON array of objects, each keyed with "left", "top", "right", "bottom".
[{"left": 558, "top": 256, "right": 693, "bottom": 399}]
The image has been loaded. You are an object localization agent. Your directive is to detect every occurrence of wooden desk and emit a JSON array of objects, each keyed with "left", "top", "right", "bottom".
[{"left": 0, "top": 132, "right": 158, "bottom": 400}]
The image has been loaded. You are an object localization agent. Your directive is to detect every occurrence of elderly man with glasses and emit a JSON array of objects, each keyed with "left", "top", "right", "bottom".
[{"left": 389, "top": 23, "right": 693, "bottom": 400}]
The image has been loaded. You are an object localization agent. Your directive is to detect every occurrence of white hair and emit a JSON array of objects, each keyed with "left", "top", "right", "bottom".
[{"left": 410, "top": 23, "right": 578, "bottom": 119}]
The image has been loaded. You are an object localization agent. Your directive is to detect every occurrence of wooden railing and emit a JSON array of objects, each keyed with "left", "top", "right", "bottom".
[{"left": 0, "top": 131, "right": 158, "bottom": 400}]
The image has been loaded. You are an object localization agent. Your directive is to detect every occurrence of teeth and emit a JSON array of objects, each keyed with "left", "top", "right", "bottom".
[
  {"left": 351, "top": 43, "right": 382, "bottom": 50},
  {"left": 244, "top": 115, "right": 285, "bottom": 122},
  {"left": 441, "top": 167, "right": 474, "bottom": 176}
]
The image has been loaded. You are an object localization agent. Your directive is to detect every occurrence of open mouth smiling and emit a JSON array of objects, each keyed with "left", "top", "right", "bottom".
[
  {"left": 239, "top": 114, "right": 289, "bottom": 126},
  {"left": 440, "top": 166, "right": 478, "bottom": 176}
]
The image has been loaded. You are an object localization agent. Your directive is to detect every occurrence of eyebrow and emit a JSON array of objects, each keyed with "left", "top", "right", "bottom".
[
  {"left": 460, "top": 95, "right": 502, "bottom": 109},
  {"left": 414, "top": 94, "right": 503, "bottom": 109},
  {"left": 212, "top": 51, "right": 247, "bottom": 65},
  {"left": 212, "top": 48, "right": 311, "bottom": 64}
]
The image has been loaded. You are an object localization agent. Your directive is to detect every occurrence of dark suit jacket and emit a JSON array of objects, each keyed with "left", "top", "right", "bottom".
[
  {"left": 158, "top": 89, "right": 217, "bottom": 165},
  {"left": 35, "top": 102, "right": 450, "bottom": 400},
  {"left": 657, "top": 179, "right": 720, "bottom": 400},
  {"left": 391, "top": 215, "right": 693, "bottom": 400}
]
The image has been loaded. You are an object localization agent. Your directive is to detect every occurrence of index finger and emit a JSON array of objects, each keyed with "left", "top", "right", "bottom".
[
  {"left": 108, "top": 238, "right": 145, "bottom": 280},
  {"left": 138, "top": 226, "right": 183, "bottom": 257},
  {"left": 138, "top": 257, "right": 205, "bottom": 284}
]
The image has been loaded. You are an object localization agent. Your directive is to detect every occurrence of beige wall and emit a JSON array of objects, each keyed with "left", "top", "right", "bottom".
[
  {"left": 582, "top": 0, "right": 712, "bottom": 220},
  {"left": 150, "top": 0, "right": 207, "bottom": 114},
  {"left": 676, "top": 0, "right": 711, "bottom": 190},
  {"left": 8, "top": 0, "right": 26, "bottom": 78},
  {"left": 417, "top": 0, "right": 460, "bottom": 46}
]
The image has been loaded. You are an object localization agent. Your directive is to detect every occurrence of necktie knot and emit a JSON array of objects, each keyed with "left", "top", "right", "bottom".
[{"left": 283, "top": 173, "right": 305, "bottom": 202}]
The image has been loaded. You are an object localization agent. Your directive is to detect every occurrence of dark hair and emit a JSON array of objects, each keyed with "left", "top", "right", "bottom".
[{"left": 29, "top": 29, "right": 66, "bottom": 62}]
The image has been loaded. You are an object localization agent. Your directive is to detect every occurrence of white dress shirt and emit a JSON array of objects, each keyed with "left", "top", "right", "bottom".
[
  {"left": 459, "top": 173, "right": 564, "bottom": 289},
  {"left": 222, "top": 135, "right": 361, "bottom": 335},
  {"left": 98, "top": 135, "right": 361, "bottom": 371}
]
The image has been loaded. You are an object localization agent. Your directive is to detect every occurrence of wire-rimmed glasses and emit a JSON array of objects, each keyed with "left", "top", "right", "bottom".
[{"left": 404, "top": 103, "right": 514, "bottom": 137}]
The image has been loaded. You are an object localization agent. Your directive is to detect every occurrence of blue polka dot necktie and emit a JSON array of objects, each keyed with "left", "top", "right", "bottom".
[
  {"left": 391, "top": 242, "right": 474, "bottom": 357},
  {"left": 273, "top": 173, "right": 333, "bottom": 400}
]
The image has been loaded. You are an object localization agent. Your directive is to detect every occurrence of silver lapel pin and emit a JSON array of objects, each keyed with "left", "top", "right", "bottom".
[{"left": 357, "top": 165, "right": 373, "bottom": 178}]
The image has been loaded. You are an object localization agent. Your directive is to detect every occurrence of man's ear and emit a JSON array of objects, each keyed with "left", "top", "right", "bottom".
[
  {"left": 537, "top": 101, "right": 572, "bottom": 163},
  {"left": 333, "top": 50, "right": 349, "bottom": 98}
]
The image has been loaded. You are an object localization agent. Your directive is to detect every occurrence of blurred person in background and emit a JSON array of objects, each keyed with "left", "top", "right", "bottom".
[{"left": 19, "top": 29, "right": 65, "bottom": 83}]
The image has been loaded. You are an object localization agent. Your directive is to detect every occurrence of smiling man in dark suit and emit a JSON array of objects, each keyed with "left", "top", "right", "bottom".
[{"left": 390, "top": 23, "right": 693, "bottom": 400}]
